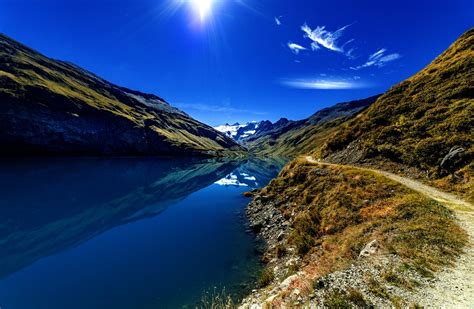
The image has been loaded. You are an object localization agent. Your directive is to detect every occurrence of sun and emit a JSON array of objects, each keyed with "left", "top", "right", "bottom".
[{"left": 190, "top": 0, "right": 214, "bottom": 21}]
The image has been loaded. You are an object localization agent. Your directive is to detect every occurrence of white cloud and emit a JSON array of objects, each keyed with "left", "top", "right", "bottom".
[
  {"left": 310, "top": 42, "right": 320, "bottom": 51},
  {"left": 351, "top": 48, "right": 401, "bottom": 70},
  {"left": 274, "top": 16, "right": 282, "bottom": 26},
  {"left": 176, "top": 103, "right": 267, "bottom": 115},
  {"left": 301, "top": 23, "right": 353, "bottom": 55},
  {"left": 280, "top": 78, "right": 369, "bottom": 90},
  {"left": 288, "top": 42, "right": 307, "bottom": 54}
]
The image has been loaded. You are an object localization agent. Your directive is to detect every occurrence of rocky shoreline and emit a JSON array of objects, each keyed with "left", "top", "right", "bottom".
[
  {"left": 241, "top": 192, "right": 305, "bottom": 308},
  {"left": 239, "top": 162, "right": 471, "bottom": 308}
]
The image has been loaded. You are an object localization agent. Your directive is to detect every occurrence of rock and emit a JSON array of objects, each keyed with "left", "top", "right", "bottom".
[
  {"left": 277, "top": 231, "right": 285, "bottom": 241},
  {"left": 440, "top": 146, "right": 465, "bottom": 175},
  {"left": 265, "top": 294, "right": 277, "bottom": 303},
  {"left": 359, "top": 239, "right": 378, "bottom": 258},
  {"left": 285, "top": 257, "right": 299, "bottom": 267},
  {"left": 280, "top": 274, "right": 299, "bottom": 290},
  {"left": 250, "top": 222, "right": 263, "bottom": 233},
  {"left": 292, "top": 288, "right": 301, "bottom": 296}
]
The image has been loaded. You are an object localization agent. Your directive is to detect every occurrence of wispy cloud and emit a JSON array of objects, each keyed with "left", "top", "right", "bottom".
[
  {"left": 176, "top": 103, "right": 267, "bottom": 115},
  {"left": 280, "top": 78, "right": 369, "bottom": 90},
  {"left": 274, "top": 16, "right": 282, "bottom": 26},
  {"left": 301, "top": 23, "right": 353, "bottom": 56},
  {"left": 288, "top": 42, "right": 307, "bottom": 54},
  {"left": 350, "top": 48, "right": 401, "bottom": 70}
]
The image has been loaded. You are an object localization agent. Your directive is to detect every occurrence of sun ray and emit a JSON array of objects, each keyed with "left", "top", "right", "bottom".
[{"left": 192, "top": 0, "right": 213, "bottom": 21}]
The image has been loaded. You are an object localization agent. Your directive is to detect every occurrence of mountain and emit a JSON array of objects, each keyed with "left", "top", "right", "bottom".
[
  {"left": 319, "top": 28, "right": 473, "bottom": 196},
  {"left": 214, "top": 121, "right": 260, "bottom": 141},
  {"left": 0, "top": 34, "right": 243, "bottom": 156},
  {"left": 214, "top": 119, "right": 291, "bottom": 143},
  {"left": 244, "top": 96, "right": 379, "bottom": 157}
]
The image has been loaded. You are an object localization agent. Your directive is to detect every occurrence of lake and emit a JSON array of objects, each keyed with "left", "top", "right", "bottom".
[{"left": 0, "top": 157, "right": 285, "bottom": 309}]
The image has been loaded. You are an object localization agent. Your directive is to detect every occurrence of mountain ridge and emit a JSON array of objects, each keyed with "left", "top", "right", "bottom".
[
  {"left": 214, "top": 119, "right": 291, "bottom": 143},
  {"left": 0, "top": 33, "right": 243, "bottom": 157},
  {"left": 243, "top": 95, "right": 380, "bottom": 157}
]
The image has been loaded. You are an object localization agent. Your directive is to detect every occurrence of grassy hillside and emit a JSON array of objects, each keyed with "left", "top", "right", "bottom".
[
  {"left": 243, "top": 158, "right": 467, "bottom": 307},
  {"left": 245, "top": 96, "right": 378, "bottom": 157},
  {"left": 318, "top": 28, "right": 473, "bottom": 197},
  {"left": 0, "top": 34, "right": 243, "bottom": 156}
]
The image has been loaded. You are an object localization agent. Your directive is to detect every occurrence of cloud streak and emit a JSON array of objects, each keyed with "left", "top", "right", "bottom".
[
  {"left": 350, "top": 48, "right": 401, "bottom": 70},
  {"left": 301, "top": 23, "right": 353, "bottom": 55},
  {"left": 274, "top": 16, "right": 282, "bottom": 26},
  {"left": 280, "top": 78, "right": 369, "bottom": 90},
  {"left": 288, "top": 42, "right": 307, "bottom": 54},
  {"left": 176, "top": 103, "right": 267, "bottom": 115}
]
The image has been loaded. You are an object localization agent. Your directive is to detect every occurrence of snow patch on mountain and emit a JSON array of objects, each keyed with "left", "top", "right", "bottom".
[
  {"left": 214, "top": 118, "right": 292, "bottom": 143},
  {"left": 214, "top": 121, "right": 260, "bottom": 141}
]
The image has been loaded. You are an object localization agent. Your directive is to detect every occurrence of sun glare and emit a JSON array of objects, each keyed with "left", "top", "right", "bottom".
[{"left": 191, "top": 0, "right": 213, "bottom": 21}]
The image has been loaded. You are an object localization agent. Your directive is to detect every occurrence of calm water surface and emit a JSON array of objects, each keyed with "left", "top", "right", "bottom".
[{"left": 0, "top": 157, "right": 285, "bottom": 309}]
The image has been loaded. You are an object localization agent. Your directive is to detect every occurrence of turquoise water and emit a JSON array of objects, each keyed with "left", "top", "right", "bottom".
[{"left": 0, "top": 157, "right": 285, "bottom": 309}]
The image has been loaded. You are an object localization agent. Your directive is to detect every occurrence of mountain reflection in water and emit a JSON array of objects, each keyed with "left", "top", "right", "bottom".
[{"left": 0, "top": 156, "right": 286, "bottom": 309}]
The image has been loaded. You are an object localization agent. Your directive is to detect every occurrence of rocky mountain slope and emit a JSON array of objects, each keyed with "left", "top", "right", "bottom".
[
  {"left": 319, "top": 28, "right": 473, "bottom": 197},
  {"left": 0, "top": 34, "right": 243, "bottom": 156},
  {"left": 244, "top": 96, "right": 379, "bottom": 157}
]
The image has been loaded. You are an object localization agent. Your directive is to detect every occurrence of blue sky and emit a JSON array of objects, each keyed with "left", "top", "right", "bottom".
[{"left": 0, "top": 0, "right": 472, "bottom": 126}]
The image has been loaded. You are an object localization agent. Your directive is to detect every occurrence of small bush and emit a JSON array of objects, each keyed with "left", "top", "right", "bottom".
[
  {"left": 275, "top": 244, "right": 286, "bottom": 258},
  {"left": 367, "top": 278, "right": 390, "bottom": 299},
  {"left": 324, "top": 289, "right": 352, "bottom": 309},
  {"left": 383, "top": 270, "right": 416, "bottom": 290},
  {"left": 347, "top": 288, "right": 368, "bottom": 307},
  {"left": 257, "top": 268, "right": 275, "bottom": 288}
]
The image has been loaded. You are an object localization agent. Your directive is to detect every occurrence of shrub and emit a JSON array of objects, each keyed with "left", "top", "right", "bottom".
[
  {"left": 256, "top": 268, "right": 275, "bottom": 288},
  {"left": 324, "top": 289, "right": 352, "bottom": 309}
]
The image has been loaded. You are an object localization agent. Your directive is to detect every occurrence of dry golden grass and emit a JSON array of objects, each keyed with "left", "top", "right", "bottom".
[
  {"left": 320, "top": 28, "right": 473, "bottom": 196},
  {"left": 261, "top": 158, "right": 467, "bottom": 278}
]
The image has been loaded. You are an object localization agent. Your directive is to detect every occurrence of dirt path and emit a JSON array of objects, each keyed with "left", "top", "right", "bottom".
[{"left": 305, "top": 156, "right": 474, "bottom": 307}]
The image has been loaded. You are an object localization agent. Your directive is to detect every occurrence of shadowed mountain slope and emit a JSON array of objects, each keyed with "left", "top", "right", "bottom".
[{"left": 0, "top": 34, "right": 243, "bottom": 156}]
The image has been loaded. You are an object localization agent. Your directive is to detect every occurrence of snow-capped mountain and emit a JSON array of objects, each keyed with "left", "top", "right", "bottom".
[
  {"left": 214, "top": 121, "right": 261, "bottom": 141},
  {"left": 214, "top": 119, "right": 291, "bottom": 143}
]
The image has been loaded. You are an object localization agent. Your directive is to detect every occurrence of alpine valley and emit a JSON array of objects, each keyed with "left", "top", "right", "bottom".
[{"left": 0, "top": 8, "right": 472, "bottom": 309}]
